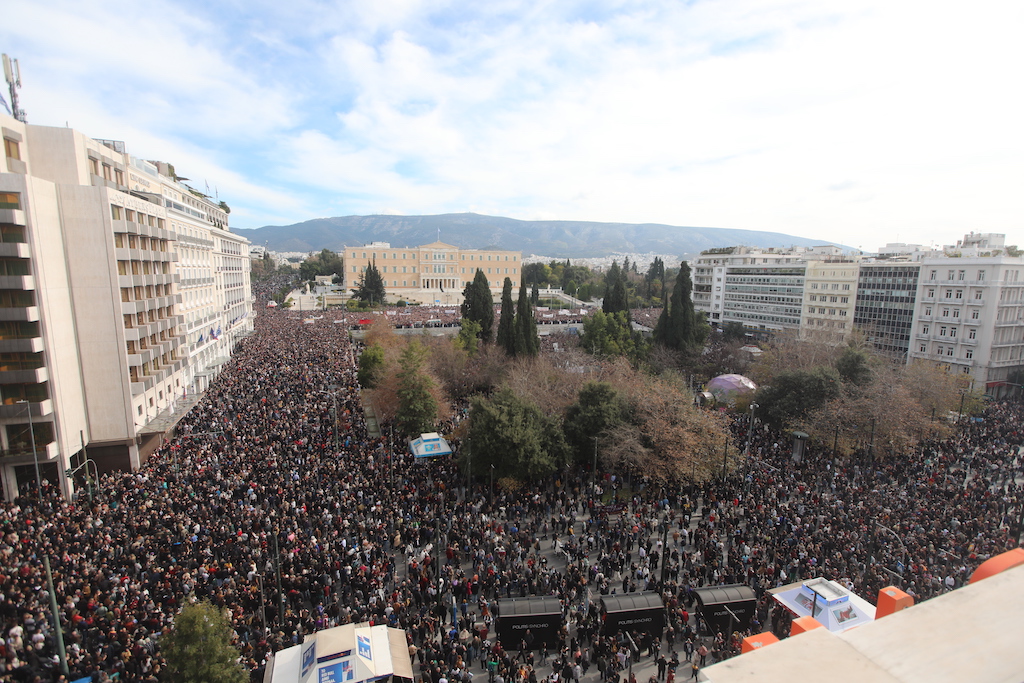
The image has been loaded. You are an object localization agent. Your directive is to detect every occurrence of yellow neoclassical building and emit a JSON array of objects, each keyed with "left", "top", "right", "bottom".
[{"left": 344, "top": 241, "right": 522, "bottom": 304}]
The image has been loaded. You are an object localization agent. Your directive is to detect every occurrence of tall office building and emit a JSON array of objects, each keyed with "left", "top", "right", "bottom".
[{"left": 0, "top": 114, "right": 252, "bottom": 499}]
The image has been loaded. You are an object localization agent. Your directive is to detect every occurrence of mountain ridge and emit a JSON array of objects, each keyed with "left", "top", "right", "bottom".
[{"left": 235, "top": 212, "right": 841, "bottom": 258}]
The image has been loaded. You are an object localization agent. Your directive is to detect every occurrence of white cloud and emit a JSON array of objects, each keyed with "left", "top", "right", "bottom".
[{"left": 2, "top": 0, "right": 1021, "bottom": 246}]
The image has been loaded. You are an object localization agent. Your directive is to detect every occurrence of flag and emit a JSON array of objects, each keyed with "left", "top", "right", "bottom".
[{"left": 0, "top": 92, "right": 10, "bottom": 116}]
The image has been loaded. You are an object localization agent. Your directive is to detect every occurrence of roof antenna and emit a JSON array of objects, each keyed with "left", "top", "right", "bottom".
[{"left": 2, "top": 54, "right": 26, "bottom": 122}]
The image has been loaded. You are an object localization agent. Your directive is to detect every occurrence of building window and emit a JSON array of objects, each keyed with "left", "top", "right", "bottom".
[
  {"left": 965, "top": 349, "right": 973, "bottom": 359},
  {"left": 111, "top": 205, "right": 122, "bottom": 220},
  {"left": 929, "top": 270, "right": 937, "bottom": 280},
  {"left": 968, "top": 328, "right": 977, "bottom": 339},
  {"left": 920, "top": 345, "right": 927, "bottom": 353},
  {"left": 950, "top": 328, "right": 957, "bottom": 338},
  {"left": 975, "top": 290, "right": 982, "bottom": 300},
  {"left": 922, "top": 325, "right": 929, "bottom": 334},
  {"left": 955, "top": 290, "right": 963, "bottom": 299},
  {"left": 939, "top": 327, "right": 947, "bottom": 336},
  {"left": 978, "top": 270, "right": 985, "bottom": 281},
  {"left": 947, "top": 347, "right": 954, "bottom": 356},
  {"left": 952, "top": 310, "right": 959, "bottom": 318},
  {"left": 958, "top": 270, "right": 965, "bottom": 280},
  {"left": 3, "top": 138, "right": 19, "bottom": 160},
  {"left": 927, "top": 289, "right": 935, "bottom": 298},
  {"left": 0, "top": 192, "right": 19, "bottom": 210},
  {"left": 971, "top": 310, "right": 980, "bottom": 320}
]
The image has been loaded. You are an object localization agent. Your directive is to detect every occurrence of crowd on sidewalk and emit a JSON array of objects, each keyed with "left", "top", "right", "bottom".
[{"left": 0, "top": 284, "right": 1021, "bottom": 682}]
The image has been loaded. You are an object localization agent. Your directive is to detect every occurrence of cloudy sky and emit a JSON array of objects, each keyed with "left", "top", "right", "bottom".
[{"left": 2, "top": 0, "right": 1021, "bottom": 250}]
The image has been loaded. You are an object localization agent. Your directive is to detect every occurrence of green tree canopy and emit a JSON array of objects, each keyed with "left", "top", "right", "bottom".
[
  {"left": 514, "top": 282, "right": 539, "bottom": 358},
  {"left": 352, "top": 262, "right": 386, "bottom": 306},
  {"left": 754, "top": 366, "right": 842, "bottom": 430},
  {"left": 300, "top": 248, "right": 345, "bottom": 281},
  {"left": 464, "top": 387, "right": 568, "bottom": 480},
  {"left": 835, "top": 345, "right": 873, "bottom": 386},
  {"left": 395, "top": 341, "right": 439, "bottom": 438},
  {"left": 653, "top": 262, "right": 708, "bottom": 352},
  {"left": 563, "top": 382, "right": 628, "bottom": 464},
  {"left": 581, "top": 310, "right": 640, "bottom": 359},
  {"left": 161, "top": 600, "right": 247, "bottom": 683},
  {"left": 602, "top": 261, "right": 630, "bottom": 315},
  {"left": 357, "top": 344, "right": 386, "bottom": 388},
  {"left": 496, "top": 277, "right": 516, "bottom": 355},
  {"left": 461, "top": 269, "right": 494, "bottom": 342},
  {"left": 455, "top": 318, "right": 482, "bottom": 357}
]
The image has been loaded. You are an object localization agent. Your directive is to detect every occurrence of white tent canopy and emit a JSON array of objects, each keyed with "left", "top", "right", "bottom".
[
  {"left": 409, "top": 432, "right": 452, "bottom": 458},
  {"left": 264, "top": 623, "right": 412, "bottom": 683},
  {"left": 771, "top": 578, "right": 876, "bottom": 633}
]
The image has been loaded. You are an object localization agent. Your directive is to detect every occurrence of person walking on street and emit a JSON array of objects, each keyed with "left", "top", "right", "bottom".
[{"left": 697, "top": 643, "right": 708, "bottom": 668}]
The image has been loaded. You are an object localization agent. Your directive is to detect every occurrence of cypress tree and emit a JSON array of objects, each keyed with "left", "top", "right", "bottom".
[
  {"left": 514, "top": 282, "right": 539, "bottom": 357},
  {"left": 460, "top": 269, "right": 494, "bottom": 342},
  {"left": 653, "top": 261, "right": 704, "bottom": 352},
  {"left": 497, "top": 277, "right": 516, "bottom": 355}
]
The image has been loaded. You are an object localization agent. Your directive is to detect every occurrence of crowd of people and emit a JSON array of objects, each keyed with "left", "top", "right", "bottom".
[{"left": 0, "top": 280, "right": 1021, "bottom": 682}]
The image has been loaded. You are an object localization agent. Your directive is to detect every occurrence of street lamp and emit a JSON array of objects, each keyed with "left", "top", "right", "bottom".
[
  {"left": 744, "top": 402, "right": 759, "bottom": 486},
  {"left": 15, "top": 399, "right": 41, "bottom": 497}
]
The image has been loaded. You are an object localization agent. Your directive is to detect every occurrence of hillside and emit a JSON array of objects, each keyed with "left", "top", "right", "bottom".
[{"left": 235, "top": 213, "right": 838, "bottom": 258}]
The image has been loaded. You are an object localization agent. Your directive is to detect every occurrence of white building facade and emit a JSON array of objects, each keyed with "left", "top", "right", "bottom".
[{"left": 0, "top": 114, "right": 252, "bottom": 499}]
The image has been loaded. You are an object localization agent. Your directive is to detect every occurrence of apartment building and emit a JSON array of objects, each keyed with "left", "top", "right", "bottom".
[
  {"left": 800, "top": 260, "right": 859, "bottom": 344},
  {"left": 0, "top": 114, "right": 252, "bottom": 499},
  {"left": 908, "top": 249, "right": 1024, "bottom": 391},
  {"left": 345, "top": 241, "right": 522, "bottom": 305}
]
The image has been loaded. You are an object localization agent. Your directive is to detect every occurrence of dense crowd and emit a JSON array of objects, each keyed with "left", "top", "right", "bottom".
[{"left": 0, "top": 284, "right": 1021, "bottom": 682}]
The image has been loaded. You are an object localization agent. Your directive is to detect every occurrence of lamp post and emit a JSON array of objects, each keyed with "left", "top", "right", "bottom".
[
  {"left": 592, "top": 436, "right": 599, "bottom": 510},
  {"left": 15, "top": 399, "right": 41, "bottom": 497},
  {"left": 874, "top": 523, "right": 908, "bottom": 584},
  {"left": 721, "top": 436, "right": 729, "bottom": 482},
  {"left": 744, "top": 402, "right": 759, "bottom": 487}
]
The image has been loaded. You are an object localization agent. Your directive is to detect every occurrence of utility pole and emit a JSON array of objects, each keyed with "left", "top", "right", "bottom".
[{"left": 16, "top": 400, "right": 41, "bottom": 498}]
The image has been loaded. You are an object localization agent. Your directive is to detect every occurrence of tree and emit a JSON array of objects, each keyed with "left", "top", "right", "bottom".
[
  {"left": 581, "top": 310, "right": 639, "bottom": 359},
  {"left": 653, "top": 262, "right": 707, "bottom": 352},
  {"left": 300, "top": 248, "right": 345, "bottom": 281},
  {"left": 602, "top": 261, "right": 629, "bottom": 315},
  {"left": 496, "top": 277, "right": 516, "bottom": 355},
  {"left": 352, "top": 262, "right": 386, "bottom": 306},
  {"left": 461, "top": 269, "right": 494, "bottom": 342},
  {"left": 754, "top": 366, "right": 842, "bottom": 430},
  {"left": 514, "top": 283, "right": 539, "bottom": 358},
  {"left": 645, "top": 257, "right": 665, "bottom": 300},
  {"left": 357, "top": 344, "right": 386, "bottom": 388},
  {"left": 395, "top": 341, "right": 439, "bottom": 438},
  {"left": 835, "top": 345, "right": 872, "bottom": 386},
  {"left": 530, "top": 282, "right": 540, "bottom": 305},
  {"left": 161, "top": 600, "right": 247, "bottom": 683},
  {"left": 720, "top": 321, "right": 748, "bottom": 343},
  {"left": 455, "top": 318, "right": 482, "bottom": 357},
  {"left": 464, "top": 387, "right": 568, "bottom": 480},
  {"left": 563, "top": 382, "right": 628, "bottom": 464}
]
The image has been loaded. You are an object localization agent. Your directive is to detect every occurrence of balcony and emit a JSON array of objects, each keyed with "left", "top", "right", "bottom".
[
  {"left": 0, "top": 399, "right": 53, "bottom": 419},
  {"left": 0, "top": 439, "right": 60, "bottom": 463},
  {"left": 0, "top": 366, "right": 47, "bottom": 383},
  {"left": 0, "top": 242, "right": 30, "bottom": 258},
  {"left": 0, "top": 275, "right": 34, "bottom": 290},
  {"left": 0, "top": 208, "right": 26, "bottom": 226},
  {"left": 0, "top": 337, "right": 43, "bottom": 353},
  {"left": 0, "top": 306, "right": 39, "bottom": 322}
]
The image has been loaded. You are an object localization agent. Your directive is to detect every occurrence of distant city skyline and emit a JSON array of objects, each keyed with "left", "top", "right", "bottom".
[{"left": 3, "top": 0, "right": 1021, "bottom": 249}]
